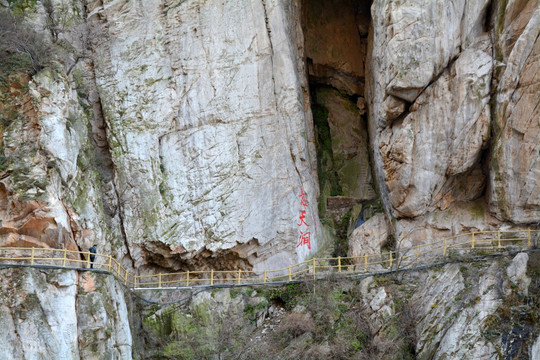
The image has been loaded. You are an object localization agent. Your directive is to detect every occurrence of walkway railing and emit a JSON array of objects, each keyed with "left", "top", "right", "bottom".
[{"left": 0, "top": 229, "right": 537, "bottom": 289}]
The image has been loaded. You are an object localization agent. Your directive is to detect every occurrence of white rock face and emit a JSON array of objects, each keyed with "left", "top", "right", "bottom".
[
  {"left": 369, "top": 0, "right": 490, "bottom": 106},
  {"left": 367, "top": 0, "right": 540, "bottom": 225},
  {"left": 348, "top": 213, "right": 389, "bottom": 260},
  {"left": 506, "top": 252, "right": 531, "bottom": 296},
  {"left": 489, "top": 2, "right": 540, "bottom": 223},
  {"left": 532, "top": 335, "right": 540, "bottom": 360},
  {"left": 32, "top": 67, "right": 81, "bottom": 182},
  {"left": 379, "top": 43, "right": 491, "bottom": 217},
  {"left": 77, "top": 273, "right": 133, "bottom": 359},
  {"left": 88, "top": 0, "right": 322, "bottom": 268},
  {"left": 394, "top": 200, "right": 500, "bottom": 251},
  {"left": 368, "top": 2, "right": 493, "bottom": 218},
  {"left": 0, "top": 268, "right": 132, "bottom": 359},
  {"left": 412, "top": 263, "right": 503, "bottom": 359},
  {"left": 0, "top": 62, "right": 125, "bottom": 262}
]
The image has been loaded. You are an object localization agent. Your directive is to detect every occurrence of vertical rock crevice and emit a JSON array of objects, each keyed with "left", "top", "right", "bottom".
[{"left": 302, "top": 0, "right": 375, "bottom": 256}]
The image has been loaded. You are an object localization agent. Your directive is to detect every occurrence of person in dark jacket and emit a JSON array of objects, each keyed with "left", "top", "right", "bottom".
[{"left": 89, "top": 245, "right": 97, "bottom": 269}]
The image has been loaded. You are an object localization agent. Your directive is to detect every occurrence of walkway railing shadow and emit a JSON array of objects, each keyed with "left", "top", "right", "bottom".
[{"left": 0, "top": 229, "right": 537, "bottom": 289}]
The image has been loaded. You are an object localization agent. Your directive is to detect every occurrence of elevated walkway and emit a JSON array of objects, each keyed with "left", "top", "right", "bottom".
[{"left": 0, "top": 229, "right": 538, "bottom": 291}]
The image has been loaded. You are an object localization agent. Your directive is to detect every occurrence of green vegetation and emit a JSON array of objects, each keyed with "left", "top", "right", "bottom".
[
  {"left": 0, "top": 74, "right": 50, "bottom": 201},
  {"left": 7, "top": 0, "right": 38, "bottom": 16},
  {"left": 491, "top": 253, "right": 540, "bottom": 350},
  {"left": 137, "top": 281, "right": 417, "bottom": 359},
  {"left": 263, "top": 280, "right": 415, "bottom": 359},
  {"left": 0, "top": 9, "right": 50, "bottom": 75},
  {"left": 244, "top": 300, "right": 268, "bottom": 323},
  {"left": 313, "top": 101, "right": 342, "bottom": 204}
]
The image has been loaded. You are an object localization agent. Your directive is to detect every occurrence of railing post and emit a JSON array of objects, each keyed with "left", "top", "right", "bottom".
[
  {"left": 288, "top": 265, "right": 292, "bottom": 282},
  {"left": 263, "top": 270, "right": 267, "bottom": 283},
  {"left": 416, "top": 246, "right": 419, "bottom": 260},
  {"left": 313, "top": 258, "right": 316, "bottom": 280},
  {"left": 134, "top": 276, "right": 138, "bottom": 288},
  {"left": 338, "top": 257, "right": 341, "bottom": 273},
  {"left": 443, "top": 238, "right": 447, "bottom": 256},
  {"left": 30, "top": 247, "right": 34, "bottom": 265},
  {"left": 389, "top": 252, "right": 393, "bottom": 269},
  {"left": 86, "top": 251, "right": 91, "bottom": 268},
  {"left": 62, "top": 249, "right": 67, "bottom": 267},
  {"left": 158, "top": 273, "right": 162, "bottom": 288},
  {"left": 117, "top": 262, "right": 120, "bottom": 276},
  {"left": 107, "top": 256, "right": 112, "bottom": 272},
  {"left": 528, "top": 229, "right": 531, "bottom": 247},
  {"left": 497, "top": 231, "right": 501, "bottom": 248},
  {"left": 124, "top": 270, "right": 128, "bottom": 286},
  {"left": 186, "top": 271, "right": 190, "bottom": 287},
  {"left": 471, "top": 232, "right": 475, "bottom": 249},
  {"left": 237, "top": 269, "right": 241, "bottom": 285},
  {"left": 364, "top": 254, "right": 367, "bottom": 272},
  {"left": 210, "top": 270, "right": 214, "bottom": 286}
]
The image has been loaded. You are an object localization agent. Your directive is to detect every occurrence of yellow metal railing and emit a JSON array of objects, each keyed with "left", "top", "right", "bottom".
[{"left": 0, "top": 229, "right": 537, "bottom": 289}]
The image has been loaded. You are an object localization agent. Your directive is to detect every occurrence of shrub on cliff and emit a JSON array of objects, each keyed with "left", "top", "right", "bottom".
[{"left": 0, "top": 9, "right": 50, "bottom": 75}]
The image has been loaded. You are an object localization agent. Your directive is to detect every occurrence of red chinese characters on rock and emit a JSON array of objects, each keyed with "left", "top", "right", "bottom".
[
  {"left": 297, "top": 210, "right": 309, "bottom": 227},
  {"left": 298, "top": 187, "right": 309, "bottom": 207},
  {"left": 298, "top": 230, "right": 311, "bottom": 250},
  {"left": 296, "top": 187, "right": 311, "bottom": 250}
]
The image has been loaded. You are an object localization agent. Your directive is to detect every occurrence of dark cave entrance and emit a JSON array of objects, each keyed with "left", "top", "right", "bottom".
[{"left": 302, "top": 0, "right": 375, "bottom": 256}]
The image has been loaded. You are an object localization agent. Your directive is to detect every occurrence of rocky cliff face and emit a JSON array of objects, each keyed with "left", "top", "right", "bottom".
[
  {"left": 0, "top": 0, "right": 537, "bottom": 277},
  {"left": 85, "top": 0, "right": 323, "bottom": 272},
  {"left": 363, "top": 0, "right": 539, "bottom": 251},
  {"left": 0, "top": 0, "right": 539, "bottom": 357},
  {"left": 133, "top": 251, "right": 540, "bottom": 359},
  {"left": 1, "top": 0, "right": 326, "bottom": 275},
  {"left": 0, "top": 268, "right": 132, "bottom": 359}
]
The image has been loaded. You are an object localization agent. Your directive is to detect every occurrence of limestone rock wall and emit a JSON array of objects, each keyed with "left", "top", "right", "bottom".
[
  {"left": 0, "top": 63, "right": 128, "bottom": 263},
  {"left": 0, "top": 268, "right": 132, "bottom": 359},
  {"left": 489, "top": 0, "right": 540, "bottom": 223},
  {"left": 363, "top": 0, "right": 539, "bottom": 252},
  {"left": 0, "top": 0, "right": 538, "bottom": 327},
  {"left": 0, "top": 0, "right": 324, "bottom": 275},
  {"left": 86, "top": 0, "right": 322, "bottom": 271},
  {"left": 367, "top": 0, "right": 493, "bottom": 219}
]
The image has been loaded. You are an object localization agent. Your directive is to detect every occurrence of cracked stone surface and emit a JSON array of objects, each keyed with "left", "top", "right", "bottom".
[
  {"left": 368, "top": 0, "right": 493, "bottom": 218},
  {"left": 0, "top": 268, "right": 132, "bottom": 359},
  {"left": 489, "top": 1, "right": 540, "bottom": 223},
  {"left": 87, "top": 0, "right": 323, "bottom": 270},
  {"left": 411, "top": 262, "right": 504, "bottom": 359}
]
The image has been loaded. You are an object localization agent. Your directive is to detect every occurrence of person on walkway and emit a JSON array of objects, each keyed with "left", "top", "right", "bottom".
[{"left": 89, "top": 245, "right": 97, "bottom": 269}]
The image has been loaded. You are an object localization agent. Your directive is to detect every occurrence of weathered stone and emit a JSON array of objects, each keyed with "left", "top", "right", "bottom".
[
  {"left": 378, "top": 41, "right": 492, "bottom": 218},
  {"left": 506, "top": 252, "right": 531, "bottom": 296},
  {"left": 0, "top": 268, "right": 132, "bottom": 359},
  {"left": 367, "top": 0, "right": 494, "bottom": 220},
  {"left": 369, "top": 287, "right": 387, "bottom": 312},
  {"left": 87, "top": 0, "right": 322, "bottom": 269},
  {"left": 77, "top": 273, "right": 132, "bottom": 360},
  {"left": 394, "top": 200, "right": 501, "bottom": 251},
  {"left": 532, "top": 335, "right": 540, "bottom": 360},
  {"left": 489, "top": 2, "right": 540, "bottom": 223},
  {"left": 315, "top": 87, "right": 374, "bottom": 200},
  {"left": 412, "top": 262, "right": 503, "bottom": 359},
  {"left": 303, "top": 0, "right": 369, "bottom": 95},
  {"left": 375, "top": 0, "right": 490, "bottom": 103},
  {"left": 348, "top": 213, "right": 389, "bottom": 260}
]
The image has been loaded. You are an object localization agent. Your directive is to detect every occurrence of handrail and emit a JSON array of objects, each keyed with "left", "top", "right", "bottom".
[{"left": 0, "top": 229, "right": 537, "bottom": 289}]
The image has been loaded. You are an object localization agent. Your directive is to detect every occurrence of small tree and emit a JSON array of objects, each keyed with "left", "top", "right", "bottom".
[{"left": 0, "top": 9, "right": 50, "bottom": 74}]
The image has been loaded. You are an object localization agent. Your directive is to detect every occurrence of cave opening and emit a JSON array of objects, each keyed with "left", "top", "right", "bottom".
[{"left": 302, "top": 0, "right": 374, "bottom": 257}]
